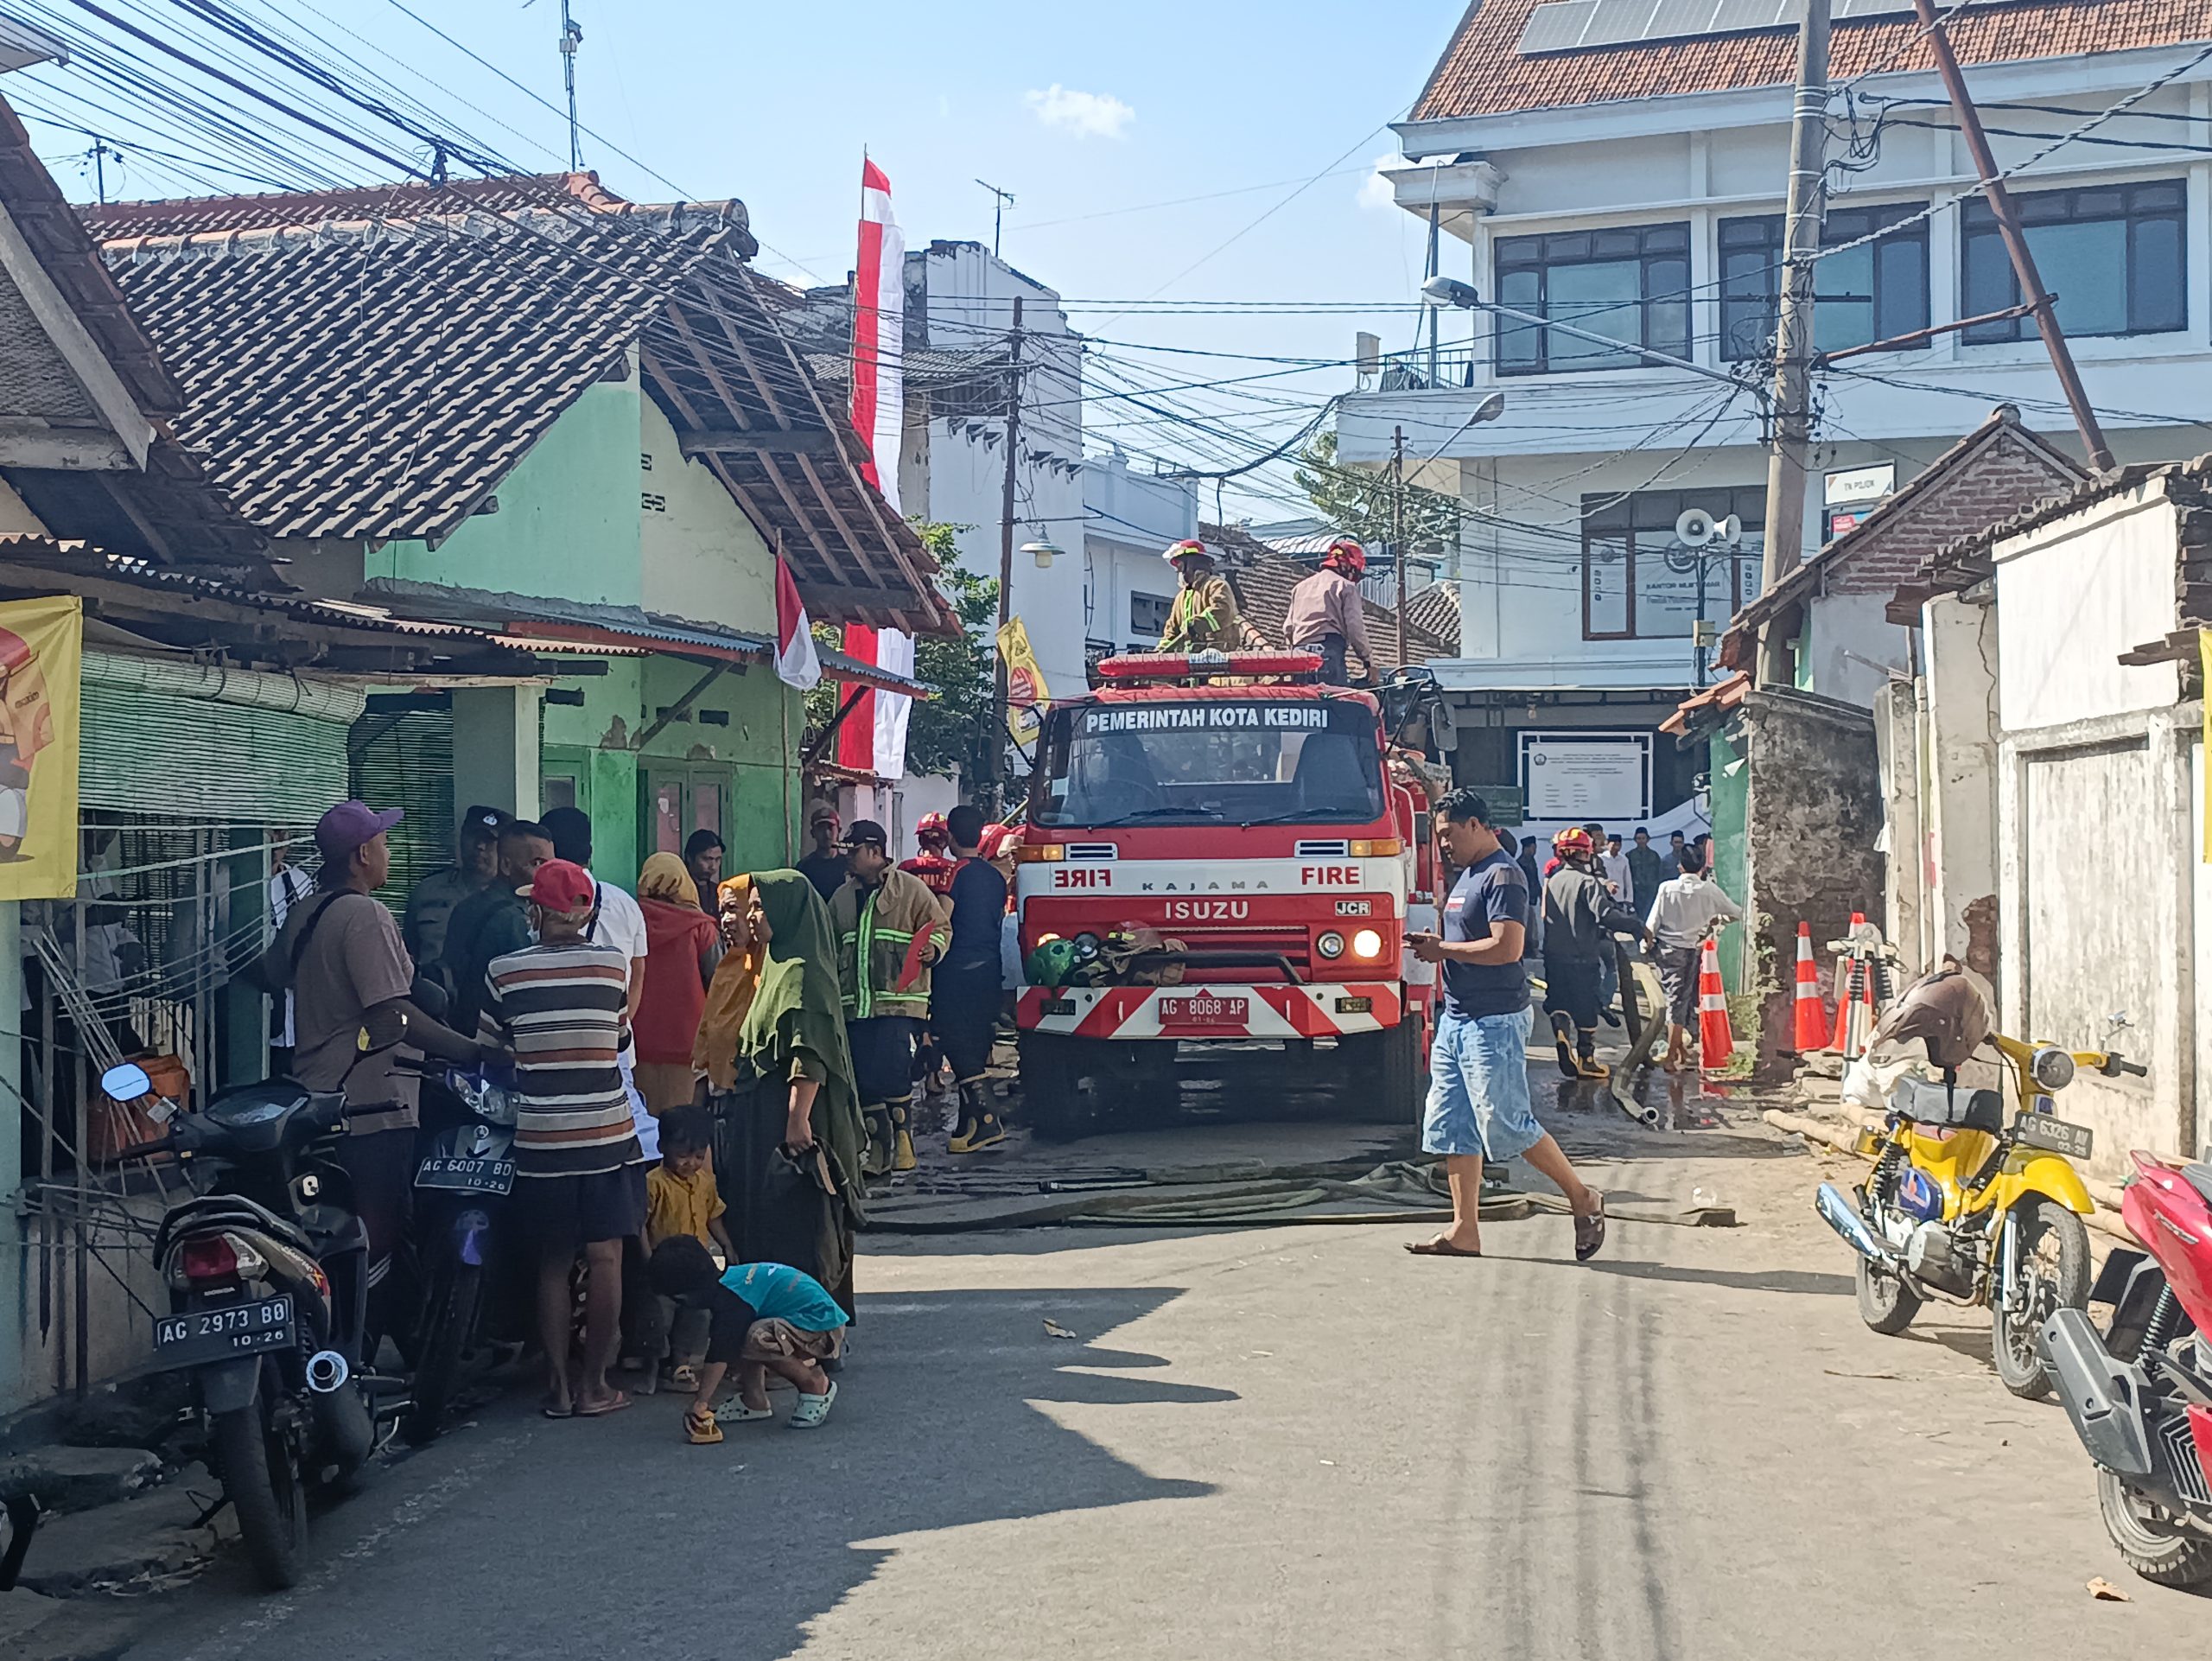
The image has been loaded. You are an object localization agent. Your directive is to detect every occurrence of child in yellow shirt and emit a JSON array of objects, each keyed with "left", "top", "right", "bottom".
[{"left": 640, "top": 1108, "right": 734, "bottom": 1391}]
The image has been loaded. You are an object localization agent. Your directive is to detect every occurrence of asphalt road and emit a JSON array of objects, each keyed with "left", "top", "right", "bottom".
[{"left": 112, "top": 1079, "right": 2207, "bottom": 1660}]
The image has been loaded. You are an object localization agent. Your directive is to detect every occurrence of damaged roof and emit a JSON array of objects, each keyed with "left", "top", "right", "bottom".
[
  {"left": 85, "top": 174, "right": 951, "bottom": 634},
  {"left": 1200, "top": 520, "right": 1453, "bottom": 671}
]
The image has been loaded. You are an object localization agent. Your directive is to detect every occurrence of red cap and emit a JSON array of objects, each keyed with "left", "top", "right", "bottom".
[{"left": 524, "top": 858, "right": 597, "bottom": 915}]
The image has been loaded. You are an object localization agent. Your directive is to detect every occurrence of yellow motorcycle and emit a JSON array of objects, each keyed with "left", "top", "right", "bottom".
[{"left": 1817, "top": 1001, "right": 2139, "bottom": 1400}]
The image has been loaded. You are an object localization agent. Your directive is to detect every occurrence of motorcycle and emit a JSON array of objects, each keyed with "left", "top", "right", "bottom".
[
  {"left": 103, "top": 1009, "right": 412, "bottom": 1589},
  {"left": 1815, "top": 1011, "right": 2133, "bottom": 1400},
  {"left": 2043, "top": 1149, "right": 2212, "bottom": 1589},
  {"left": 399, "top": 1060, "right": 518, "bottom": 1446}
]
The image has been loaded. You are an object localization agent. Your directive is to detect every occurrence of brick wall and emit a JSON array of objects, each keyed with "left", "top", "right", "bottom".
[{"left": 1826, "top": 432, "right": 2081, "bottom": 598}]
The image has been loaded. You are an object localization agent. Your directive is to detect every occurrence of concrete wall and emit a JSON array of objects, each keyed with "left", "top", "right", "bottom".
[
  {"left": 1921, "top": 591, "right": 2002, "bottom": 991},
  {"left": 1738, "top": 690, "right": 1885, "bottom": 1075},
  {"left": 371, "top": 375, "right": 645, "bottom": 607},
  {"left": 639, "top": 392, "right": 776, "bottom": 633}
]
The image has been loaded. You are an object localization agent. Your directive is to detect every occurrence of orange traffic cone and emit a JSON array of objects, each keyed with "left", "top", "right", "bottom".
[
  {"left": 1697, "top": 937, "right": 1734, "bottom": 1072},
  {"left": 1792, "top": 921, "right": 1827, "bottom": 1052}
]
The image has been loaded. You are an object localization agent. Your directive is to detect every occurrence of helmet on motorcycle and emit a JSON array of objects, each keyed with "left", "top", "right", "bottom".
[
  {"left": 915, "top": 811, "right": 950, "bottom": 848},
  {"left": 1325, "top": 538, "right": 1367, "bottom": 577},
  {"left": 1162, "top": 538, "right": 1211, "bottom": 566},
  {"left": 1869, "top": 959, "right": 1992, "bottom": 1072},
  {"left": 1551, "top": 826, "right": 1595, "bottom": 861}
]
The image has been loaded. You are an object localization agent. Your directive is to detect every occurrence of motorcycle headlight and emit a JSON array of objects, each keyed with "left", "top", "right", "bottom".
[
  {"left": 2030, "top": 1047, "right": 2075, "bottom": 1091},
  {"left": 1316, "top": 931, "right": 1346, "bottom": 960}
]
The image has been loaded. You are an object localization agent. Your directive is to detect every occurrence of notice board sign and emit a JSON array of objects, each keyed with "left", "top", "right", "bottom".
[{"left": 1518, "top": 730, "right": 1650, "bottom": 824}]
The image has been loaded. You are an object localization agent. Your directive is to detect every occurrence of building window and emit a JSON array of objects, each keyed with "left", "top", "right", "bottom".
[
  {"left": 1582, "top": 488, "right": 1766, "bottom": 641},
  {"left": 1719, "top": 203, "right": 1929, "bottom": 361},
  {"left": 1962, "top": 181, "right": 2185, "bottom": 342},
  {"left": 1493, "top": 224, "right": 1690, "bottom": 375},
  {"left": 1129, "top": 591, "right": 1174, "bottom": 640}
]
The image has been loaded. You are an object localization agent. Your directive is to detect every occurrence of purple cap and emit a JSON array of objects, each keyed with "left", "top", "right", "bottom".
[{"left": 315, "top": 800, "right": 403, "bottom": 863}]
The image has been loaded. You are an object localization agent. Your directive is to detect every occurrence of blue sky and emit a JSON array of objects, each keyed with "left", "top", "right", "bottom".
[{"left": 17, "top": 0, "right": 1471, "bottom": 521}]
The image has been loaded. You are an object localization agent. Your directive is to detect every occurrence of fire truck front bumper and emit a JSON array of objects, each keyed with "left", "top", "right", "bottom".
[{"left": 1016, "top": 983, "right": 1403, "bottom": 1040}]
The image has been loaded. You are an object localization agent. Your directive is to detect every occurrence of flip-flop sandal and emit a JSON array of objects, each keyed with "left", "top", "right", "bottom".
[
  {"left": 541, "top": 1399, "right": 574, "bottom": 1420},
  {"left": 1404, "top": 1238, "right": 1483, "bottom": 1257},
  {"left": 1574, "top": 1195, "right": 1608, "bottom": 1262},
  {"left": 683, "top": 1408, "right": 723, "bottom": 1445},
  {"left": 669, "top": 1365, "right": 701, "bottom": 1393},
  {"left": 574, "top": 1391, "right": 632, "bottom": 1418}
]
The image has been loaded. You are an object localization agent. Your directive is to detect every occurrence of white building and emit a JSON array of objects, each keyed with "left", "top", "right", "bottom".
[
  {"left": 1083, "top": 451, "right": 1198, "bottom": 666},
  {"left": 1338, "top": 2, "right": 2212, "bottom": 834}
]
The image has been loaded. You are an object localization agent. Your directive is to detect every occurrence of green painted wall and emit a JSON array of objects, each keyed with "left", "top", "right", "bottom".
[
  {"left": 1709, "top": 728, "right": 1750, "bottom": 995},
  {"left": 366, "top": 378, "right": 645, "bottom": 606}
]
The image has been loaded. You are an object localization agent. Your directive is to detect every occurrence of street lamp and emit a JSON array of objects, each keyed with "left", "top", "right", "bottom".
[{"left": 1021, "top": 539, "right": 1063, "bottom": 571}]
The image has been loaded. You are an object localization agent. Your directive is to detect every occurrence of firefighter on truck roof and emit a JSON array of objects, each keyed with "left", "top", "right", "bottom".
[{"left": 1155, "top": 539, "right": 1261, "bottom": 654}]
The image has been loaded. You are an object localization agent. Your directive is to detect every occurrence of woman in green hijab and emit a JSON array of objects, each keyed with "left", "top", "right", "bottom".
[{"left": 694, "top": 869, "right": 867, "bottom": 1316}]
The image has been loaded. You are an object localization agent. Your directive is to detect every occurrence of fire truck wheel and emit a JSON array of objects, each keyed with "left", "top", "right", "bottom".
[
  {"left": 1338, "top": 1021, "right": 1428, "bottom": 1127},
  {"left": 1019, "top": 1034, "right": 1095, "bottom": 1142}
]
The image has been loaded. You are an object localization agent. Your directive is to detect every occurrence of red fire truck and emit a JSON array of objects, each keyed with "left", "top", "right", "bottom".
[{"left": 1012, "top": 649, "right": 1446, "bottom": 1140}]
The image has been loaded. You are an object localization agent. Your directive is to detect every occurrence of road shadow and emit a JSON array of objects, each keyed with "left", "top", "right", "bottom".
[
  {"left": 1568, "top": 1257, "right": 1856, "bottom": 1297},
  {"left": 132, "top": 1287, "right": 1230, "bottom": 1661}
]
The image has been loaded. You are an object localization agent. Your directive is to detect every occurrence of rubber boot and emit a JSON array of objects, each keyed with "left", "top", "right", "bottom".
[
  {"left": 861, "top": 1107, "right": 893, "bottom": 1178},
  {"left": 949, "top": 1079, "right": 1007, "bottom": 1153},
  {"left": 889, "top": 1098, "right": 918, "bottom": 1173},
  {"left": 1550, "top": 1010, "right": 1579, "bottom": 1079},
  {"left": 1576, "top": 1032, "right": 1610, "bottom": 1082}
]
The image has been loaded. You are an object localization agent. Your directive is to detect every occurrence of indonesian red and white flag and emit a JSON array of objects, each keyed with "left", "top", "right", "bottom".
[
  {"left": 852, "top": 156, "right": 904, "bottom": 512},
  {"left": 772, "top": 555, "right": 819, "bottom": 690},
  {"left": 838, "top": 155, "right": 913, "bottom": 780}
]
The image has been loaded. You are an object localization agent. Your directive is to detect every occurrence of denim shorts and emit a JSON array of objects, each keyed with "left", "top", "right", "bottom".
[{"left": 1421, "top": 1007, "right": 1543, "bottom": 1161}]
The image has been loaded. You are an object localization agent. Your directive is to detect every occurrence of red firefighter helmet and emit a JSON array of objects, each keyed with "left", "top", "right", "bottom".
[
  {"left": 1552, "top": 826, "right": 1595, "bottom": 861},
  {"left": 916, "top": 811, "right": 950, "bottom": 847},
  {"left": 1325, "top": 538, "right": 1367, "bottom": 577},
  {"left": 1162, "top": 538, "right": 1211, "bottom": 565}
]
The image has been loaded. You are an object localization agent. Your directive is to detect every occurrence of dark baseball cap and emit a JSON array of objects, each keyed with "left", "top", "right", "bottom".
[
  {"left": 315, "top": 800, "right": 403, "bottom": 863},
  {"left": 459, "top": 804, "right": 512, "bottom": 841},
  {"left": 839, "top": 818, "right": 888, "bottom": 850}
]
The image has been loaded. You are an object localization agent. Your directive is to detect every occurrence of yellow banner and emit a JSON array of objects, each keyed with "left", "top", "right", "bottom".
[
  {"left": 997, "top": 616, "right": 1051, "bottom": 747},
  {"left": 0, "top": 595, "right": 79, "bottom": 900}
]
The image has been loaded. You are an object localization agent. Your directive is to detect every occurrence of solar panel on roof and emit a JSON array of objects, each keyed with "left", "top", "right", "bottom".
[
  {"left": 1516, "top": 0, "right": 1601, "bottom": 54},
  {"left": 1646, "top": 0, "right": 1726, "bottom": 40},
  {"left": 1581, "top": 0, "right": 1662, "bottom": 47},
  {"left": 1707, "top": 0, "right": 1794, "bottom": 33}
]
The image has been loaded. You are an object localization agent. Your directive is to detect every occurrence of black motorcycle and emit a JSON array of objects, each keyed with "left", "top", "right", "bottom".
[
  {"left": 400, "top": 1060, "right": 519, "bottom": 1445},
  {"left": 105, "top": 1013, "right": 410, "bottom": 1589}
]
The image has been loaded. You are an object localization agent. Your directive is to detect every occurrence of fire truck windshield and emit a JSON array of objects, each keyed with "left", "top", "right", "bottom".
[{"left": 1033, "top": 698, "right": 1384, "bottom": 829}]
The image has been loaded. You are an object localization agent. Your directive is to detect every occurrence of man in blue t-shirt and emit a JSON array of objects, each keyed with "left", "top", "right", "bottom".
[{"left": 1405, "top": 787, "right": 1606, "bottom": 1262}]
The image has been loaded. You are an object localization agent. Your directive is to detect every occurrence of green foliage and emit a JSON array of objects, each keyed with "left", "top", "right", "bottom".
[
  {"left": 804, "top": 522, "right": 999, "bottom": 787},
  {"left": 1292, "top": 430, "right": 1463, "bottom": 551}
]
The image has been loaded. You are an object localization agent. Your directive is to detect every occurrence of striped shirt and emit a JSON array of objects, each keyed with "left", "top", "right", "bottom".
[{"left": 479, "top": 940, "right": 642, "bottom": 1178}]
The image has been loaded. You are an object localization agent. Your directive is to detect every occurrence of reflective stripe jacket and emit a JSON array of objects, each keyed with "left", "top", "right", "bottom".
[
  {"left": 830, "top": 867, "right": 951, "bottom": 1020},
  {"left": 1157, "top": 574, "right": 1259, "bottom": 653}
]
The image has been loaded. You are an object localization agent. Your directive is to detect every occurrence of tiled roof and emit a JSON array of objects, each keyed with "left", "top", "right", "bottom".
[
  {"left": 87, "top": 175, "right": 950, "bottom": 633},
  {"left": 1414, "top": 0, "right": 2211, "bottom": 122},
  {"left": 1405, "top": 580, "right": 1462, "bottom": 648},
  {"left": 1661, "top": 669, "right": 1750, "bottom": 735},
  {"left": 1200, "top": 521, "right": 1454, "bottom": 671}
]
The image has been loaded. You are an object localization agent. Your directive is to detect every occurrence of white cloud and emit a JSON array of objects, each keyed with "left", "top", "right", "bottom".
[
  {"left": 1357, "top": 154, "right": 1401, "bottom": 213},
  {"left": 1025, "top": 84, "right": 1135, "bottom": 140}
]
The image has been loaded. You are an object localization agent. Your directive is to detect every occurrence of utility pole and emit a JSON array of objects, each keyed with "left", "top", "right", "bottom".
[
  {"left": 1391, "top": 424, "right": 1408, "bottom": 670},
  {"left": 988, "top": 296, "right": 1025, "bottom": 807},
  {"left": 558, "top": 0, "right": 583, "bottom": 172},
  {"left": 976, "top": 180, "right": 1016, "bottom": 258},
  {"left": 1758, "top": 0, "right": 1832, "bottom": 689},
  {"left": 1909, "top": 0, "right": 2112, "bottom": 470},
  {"left": 85, "top": 138, "right": 120, "bottom": 206}
]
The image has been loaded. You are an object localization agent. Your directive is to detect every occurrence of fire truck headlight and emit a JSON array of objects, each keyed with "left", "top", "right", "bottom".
[
  {"left": 1351, "top": 928, "right": 1384, "bottom": 960},
  {"left": 1316, "top": 931, "right": 1346, "bottom": 960}
]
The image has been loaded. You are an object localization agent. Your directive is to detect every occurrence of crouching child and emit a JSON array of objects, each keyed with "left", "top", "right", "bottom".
[{"left": 646, "top": 1235, "right": 849, "bottom": 1441}]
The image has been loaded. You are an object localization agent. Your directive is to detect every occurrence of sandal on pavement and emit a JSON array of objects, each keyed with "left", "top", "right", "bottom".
[
  {"left": 1404, "top": 1238, "right": 1483, "bottom": 1258},
  {"left": 715, "top": 1399, "right": 775, "bottom": 1424},
  {"left": 1574, "top": 1194, "right": 1608, "bottom": 1262},
  {"left": 574, "top": 1391, "right": 632, "bottom": 1418},
  {"left": 540, "top": 1397, "right": 574, "bottom": 1420},
  {"left": 669, "top": 1364, "right": 701, "bottom": 1393},
  {"left": 684, "top": 1406, "right": 723, "bottom": 1445},
  {"left": 788, "top": 1380, "right": 838, "bottom": 1429}
]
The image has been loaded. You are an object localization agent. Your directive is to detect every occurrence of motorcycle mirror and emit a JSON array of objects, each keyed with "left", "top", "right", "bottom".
[
  {"left": 2107, "top": 1009, "right": 2133, "bottom": 1033},
  {"left": 358, "top": 1005, "right": 410, "bottom": 1053},
  {"left": 99, "top": 1061, "right": 152, "bottom": 1102}
]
